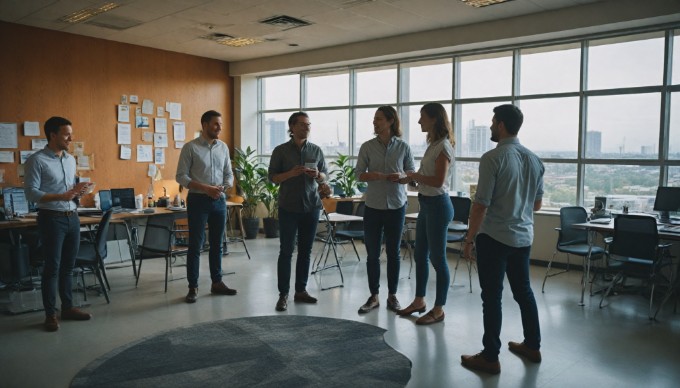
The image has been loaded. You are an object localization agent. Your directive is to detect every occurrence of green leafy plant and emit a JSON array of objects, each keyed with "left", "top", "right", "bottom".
[
  {"left": 329, "top": 153, "right": 365, "bottom": 197},
  {"left": 259, "top": 166, "right": 279, "bottom": 219},
  {"left": 233, "top": 146, "right": 267, "bottom": 219}
]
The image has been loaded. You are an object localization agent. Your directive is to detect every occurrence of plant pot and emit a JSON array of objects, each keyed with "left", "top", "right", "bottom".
[
  {"left": 263, "top": 217, "right": 279, "bottom": 238},
  {"left": 242, "top": 217, "right": 260, "bottom": 239}
]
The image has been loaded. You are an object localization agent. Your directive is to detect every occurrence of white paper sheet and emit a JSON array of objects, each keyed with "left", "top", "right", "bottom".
[
  {"left": 120, "top": 145, "right": 132, "bottom": 160},
  {"left": 154, "top": 133, "right": 168, "bottom": 148},
  {"left": 155, "top": 118, "right": 167, "bottom": 133},
  {"left": 148, "top": 163, "right": 157, "bottom": 177},
  {"left": 175, "top": 141, "right": 184, "bottom": 149},
  {"left": 117, "top": 123, "right": 131, "bottom": 144},
  {"left": 137, "top": 145, "right": 152, "bottom": 162},
  {"left": 77, "top": 155, "right": 91, "bottom": 170},
  {"left": 142, "top": 131, "right": 153, "bottom": 142},
  {"left": 0, "top": 123, "right": 18, "bottom": 148},
  {"left": 136, "top": 115, "right": 149, "bottom": 128},
  {"left": 157, "top": 106, "right": 165, "bottom": 117},
  {"left": 142, "top": 99, "right": 154, "bottom": 115},
  {"left": 31, "top": 138, "right": 48, "bottom": 150},
  {"left": 130, "top": 95, "right": 138, "bottom": 104},
  {"left": 24, "top": 121, "right": 41, "bottom": 136},
  {"left": 20, "top": 150, "right": 37, "bottom": 164},
  {"left": 117, "top": 105, "right": 130, "bottom": 122},
  {"left": 154, "top": 148, "right": 165, "bottom": 164},
  {"left": 173, "top": 121, "right": 186, "bottom": 141},
  {"left": 73, "top": 142, "right": 85, "bottom": 156},
  {"left": 0, "top": 151, "right": 14, "bottom": 163},
  {"left": 168, "top": 102, "right": 181, "bottom": 120}
]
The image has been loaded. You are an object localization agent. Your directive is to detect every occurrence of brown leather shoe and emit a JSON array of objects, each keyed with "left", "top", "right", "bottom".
[
  {"left": 508, "top": 341, "right": 542, "bottom": 363},
  {"left": 358, "top": 295, "right": 379, "bottom": 314},
  {"left": 186, "top": 288, "right": 198, "bottom": 303},
  {"left": 293, "top": 291, "right": 317, "bottom": 304},
  {"left": 461, "top": 353, "right": 501, "bottom": 374},
  {"left": 276, "top": 294, "right": 288, "bottom": 311},
  {"left": 386, "top": 295, "right": 401, "bottom": 312},
  {"left": 211, "top": 281, "right": 237, "bottom": 295},
  {"left": 396, "top": 303, "right": 426, "bottom": 316},
  {"left": 61, "top": 307, "right": 92, "bottom": 321},
  {"left": 44, "top": 314, "right": 59, "bottom": 332},
  {"left": 415, "top": 310, "right": 445, "bottom": 325}
]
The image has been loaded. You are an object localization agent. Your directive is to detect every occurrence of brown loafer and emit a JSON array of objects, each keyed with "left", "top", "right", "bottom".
[
  {"left": 415, "top": 310, "right": 445, "bottom": 325},
  {"left": 396, "top": 303, "right": 426, "bottom": 316},
  {"left": 186, "top": 288, "right": 198, "bottom": 303},
  {"left": 276, "top": 294, "right": 288, "bottom": 311},
  {"left": 44, "top": 314, "right": 59, "bottom": 332},
  {"left": 508, "top": 341, "right": 542, "bottom": 363},
  {"left": 211, "top": 281, "right": 237, "bottom": 295},
  {"left": 61, "top": 307, "right": 92, "bottom": 321},
  {"left": 293, "top": 291, "right": 317, "bottom": 304},
  {"left": 461, "top": 352, "right": 501, "bottom": 374}
]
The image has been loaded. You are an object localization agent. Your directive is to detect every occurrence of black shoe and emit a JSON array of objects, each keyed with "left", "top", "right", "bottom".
[
  {"left": 294, "top": 291, "right": 317, "bottom": 304},
  {"left": 386, "top": 295, "right": 401, "bottom": 312},
  {"left": 358, "top": 296, "right": 379, "bottom": 314},
  {"left": 186, "top": 288, "right": 198, "bottom": 303},
  {"left": 211, "top": 281, "right": 237, "bottom": 295},
  {"left": 276, "top": 294, "right": 288, "bottom": 311}
]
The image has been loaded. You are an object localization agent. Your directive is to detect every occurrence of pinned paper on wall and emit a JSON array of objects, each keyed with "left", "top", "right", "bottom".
[
  {"left": 175, "top": 141, "right": 184, "bottom": 149},
  {"left": 0, "top": 151, "right": 14, "bottom": 163},
  {"left": 117, "top": 105, "right": 130, "bottom": 122},
  {"left": 167, "top": 102, "right": 181, "bottom": 120},
  {"left": 155, "top": 118, "right": 167, "bottom": 133},
  {"left": 154, "top": 133, "right": 168, "bottom": 148},
  {"left": 142, "top": 131, "right": 153, "bottom": 142},
  {"left": 20, "top": 150, "right": 37, "bottom": 164},
  {"left": 24, "top": 121, "right": 40, "bottom": 136},
  {"left": 142, "top": 99, "right": 154, "bottom": 115},
  {"left": 120, "top": 145, "right": 132, "bottom": 160},
  {"left": 32, "top": 138, "right": 48, "bottom": 150},
  {"left": 157, "top": 106, "right": 165, "bottom": 117},
  {"left": 173, "top": 121, "right": 185, "bottom": 141},
  {"left": 154, "top": 147, "right": 165, "bottom": 165},
  {"left": 72, "top": 141, "right": 85, "bottom": 156},
  {"left": 130, "top": 95, "right": 138, "bottom": 104},
  {"left": 137, "top": 145, "right": 152, "bottom": 162},
  {"left": 0, "top": 123, "right": 18, "bottom": 148},
  {"left": 121, "top": 95, "right": 128, "bottom": 104},
  {"left": 77, "top": 154, "right": 93, "bottom": 170},
  {"left": 117, "top": 123, "right": 131, "bottom": 145},
  {"left": 147, "top": 163, "right": 157, "bottom": 177},
  {"left": 135, "top": 107, "right": 142, "bottom": 116},
  {"left": 136, "top": 115, "right": 149, "bottom": 128}
]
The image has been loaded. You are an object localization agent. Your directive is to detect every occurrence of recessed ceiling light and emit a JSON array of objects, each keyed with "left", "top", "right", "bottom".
[
  {"left": 216, "top": 37, "right": 263, "bottom": 47},
  {"left": 58, "top": 2, "right": 120, "bottom": 24},
  {"left": 459, "top": 0, "right": 514, "bottom": 8}
]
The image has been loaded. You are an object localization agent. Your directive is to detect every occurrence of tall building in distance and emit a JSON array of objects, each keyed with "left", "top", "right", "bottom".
[
  {"left": 266, "top": 118, "right": 287, "bottom": 150},
  {"left": 586, "top": 130, "right": 602, "bottom": 157},
  {"left": 466, "top": 120, "right": 493, "bottom": 156}
]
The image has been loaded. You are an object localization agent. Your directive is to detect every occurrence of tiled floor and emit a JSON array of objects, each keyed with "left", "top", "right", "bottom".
[{"left": 1, "top": 237, "right": 679, "bottom": 388}]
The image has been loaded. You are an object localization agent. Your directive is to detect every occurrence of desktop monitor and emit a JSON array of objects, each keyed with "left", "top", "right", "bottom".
[
  {"left": 110, "top": 188, "right": 136, "bottom": 210},
  {"left": 3, "top": 187, "right": 30, "bottom": 216},
  {"left": 98, "top": 190, "right": 113, "bottom": 211},
  {"left": 653, "top": 186, "right": 680, "bottom": 223}
]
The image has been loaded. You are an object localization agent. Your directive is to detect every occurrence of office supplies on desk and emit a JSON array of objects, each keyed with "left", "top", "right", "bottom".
[
  {"left": 589, "top": 218, "right": 612, "bottom": 224},
  {"left": 661, "top": 225, "right": 680, "bottom": 234}
]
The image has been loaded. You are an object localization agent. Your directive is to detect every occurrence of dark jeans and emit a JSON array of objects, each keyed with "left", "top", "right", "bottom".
[
  {"left": 363, "top": 204, "right": 406, "bottom": 295},
  {"left": 415, "top": 194, "right": 453, "bottom": 306},
  {"left": 475, "top": 233, "right": 541, "bottom": 362},
  {"left": 277, "top": 207, "right": 320, "bottom": 295},
  {"left": 186, "top": 193, "right": 226, "bottom": 289},
  {"left": 38, "top": 212, "right": 81, "bottom": 316}
]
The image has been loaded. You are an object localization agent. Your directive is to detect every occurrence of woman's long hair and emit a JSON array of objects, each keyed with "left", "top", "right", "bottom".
[{"left": 422, "top": 102, "right": 454, "bottom": 146}]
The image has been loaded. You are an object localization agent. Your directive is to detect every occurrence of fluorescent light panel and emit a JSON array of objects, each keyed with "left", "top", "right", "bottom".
[
  {"left": 460, "top": 0, "right": 514, "bottom": 8},
  {"left": 216, "top": 37, "right": 263, "bottom": 47},
  {"left": 59, "top": 2, "right": 120, "bottom": 24}
]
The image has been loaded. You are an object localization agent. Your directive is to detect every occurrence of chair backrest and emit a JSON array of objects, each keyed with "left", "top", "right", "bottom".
[
  {"left": 335, "top": 201, "right": 354, "bottom": 215},
  {"left": 451, "top": 196, "right": 471, "bottom": 225},
  {"left": 139, "top": 213, "right": 176, "bottom": 256},
  {"left": 94, "top": 210, "right": 113, "bottom": 260},
  {"left": 355, "top": 202, "right": 365, "bottom": 217},
  {"left": 558, "top": 206, "right": 589, "bottom": 246},
  {"left": 610, "top": 214, "right": 659, "bottom": 261}
]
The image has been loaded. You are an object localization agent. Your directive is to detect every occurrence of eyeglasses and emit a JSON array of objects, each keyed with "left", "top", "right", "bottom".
[{"left": 296, "top": 122, "right": 312, "bottom": 127}]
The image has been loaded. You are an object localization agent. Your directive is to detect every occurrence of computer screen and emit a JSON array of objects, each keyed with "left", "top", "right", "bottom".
[
  {"left": 653, "top": 186, "right": 680, "bottom": 223},
  {"left": 98, "top": 190, "right": 113, "bottom": 211},
  {"left": 110, "top": 188, "right": 136, "bottom": 209},
  {"left": 4, "top": 188, "right": 29, "bottom": 216}
]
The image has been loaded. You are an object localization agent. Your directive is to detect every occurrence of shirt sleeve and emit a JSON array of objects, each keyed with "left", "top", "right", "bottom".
[
  {"left": 317, "top": 149, "right": 327, "bottom": 175},
  {"left": 403, "top": 143, "right": 416, "bottom": 172},
  {"left": 475, "top": 154, "right": 496, "bottom": 207},
  {"left": 268, "top": 146, "right": 282, "bottom": 182},
  {"left": 222, "top": 146, "right": 234, "bottom": 189},
  {"left": 24, "top": 155, "right": 45, "bottom": 203},
  {"left": 354, "top": 143, "right": 368, "bottom": 177},
  {"left": 535, "top": 162, "right": 545, "bottom": 202},
  {"left": 175, "top": 143, "right": 193, "bottom": 188}
]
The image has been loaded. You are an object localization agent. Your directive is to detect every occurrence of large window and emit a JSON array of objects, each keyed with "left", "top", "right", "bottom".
[{"left": 258, "top": 28, "right": 680, "bottom": 210}]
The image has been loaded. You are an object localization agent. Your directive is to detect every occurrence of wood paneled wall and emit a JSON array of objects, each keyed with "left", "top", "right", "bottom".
[{"left": 0, "top": 22, "right": 232, "bottom": 206}]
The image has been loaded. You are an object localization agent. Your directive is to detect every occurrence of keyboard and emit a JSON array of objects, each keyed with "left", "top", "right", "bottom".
[{"left": 661, "top": 225, "right": 680, "bottom": 234}]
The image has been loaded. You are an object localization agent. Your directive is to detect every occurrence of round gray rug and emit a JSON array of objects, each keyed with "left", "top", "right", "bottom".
[{"left": 71, "top": 315, "right": 411, "bottom": 387}]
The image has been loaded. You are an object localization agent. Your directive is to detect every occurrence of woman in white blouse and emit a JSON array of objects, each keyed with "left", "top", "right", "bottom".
[{"left": 397, "top": 102, "right": 455, "bottom": 325}]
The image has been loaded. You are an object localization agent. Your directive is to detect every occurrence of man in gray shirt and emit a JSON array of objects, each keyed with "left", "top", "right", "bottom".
[
  {"left": 25, "top": 116, "right": 94, "bottom": 332},
  {"left": 176, "top": 110, "right": 235, "bottom": 303},
  {"left": 461, "top": 104, "right": 545, "bottom": 374},
  {"left": 268, "top": 112, "right": 329, "bottom": 312}
]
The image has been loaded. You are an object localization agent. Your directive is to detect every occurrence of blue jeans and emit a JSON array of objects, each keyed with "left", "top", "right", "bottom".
[
  {"left": 415, "top": 194, "right": 453, "bottom": 306},
  {"left": 475, "top": 233, "right": 541, "bottom": 362},
  {"left": 186, "top": 193, "right": 226, "bottom": 289},
  {"left": 38, "top": 212, "right": 81, "bottom": 316},
  {"left": 277, "top": 207, "right": 320, "bottom": 295},
  {"left": 363, "top": 205, "right": 406, "bottom": 295}
]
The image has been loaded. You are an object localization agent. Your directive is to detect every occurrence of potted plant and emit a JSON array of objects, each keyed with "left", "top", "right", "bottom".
[
  {"left": 329, "top": 153, "right": 365, "bottom": 197},
  {"left": 260, "top": 166, "right": 280, "bottom": 238},
  {"left": 233, "top": 146, "right": 266, "bottom": 239}
]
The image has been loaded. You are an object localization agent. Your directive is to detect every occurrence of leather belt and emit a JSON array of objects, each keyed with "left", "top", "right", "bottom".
[{"left": 38, "top": 209, "right": 77, "bottom": 217}]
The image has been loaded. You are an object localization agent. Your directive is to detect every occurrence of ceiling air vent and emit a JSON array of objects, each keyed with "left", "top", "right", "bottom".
[
  {"left": 259, "top": 15, "right": 312, "bottom": 30},
  {"left": 85, "top": 15, "right": 141, "bottom": 30}
]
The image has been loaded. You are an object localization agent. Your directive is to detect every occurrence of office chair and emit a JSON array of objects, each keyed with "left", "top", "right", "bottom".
[
  {"left": 334, "top": 201, "right": 365, "bottom": 262},
  {"left": 542, "top": 206, "right": 606, "bottom": 294},
  {"left": 448, "top": 196, "right": 474, "bottom": 292},
  {"left": 74, "top": 210, "right": 113, "bottom": 304},
  {"left": 599, "top": 214, "right": 673, "bottom": 319}
]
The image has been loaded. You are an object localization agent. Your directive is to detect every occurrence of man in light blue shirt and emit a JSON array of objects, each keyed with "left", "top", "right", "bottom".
[
  {"left": 176, "top": 110, "right": 235, "bottom": 303},
  {"left": 25, "top": 116, "right": 94, "bottom": 332},
  {"left": 461, "top": 104, "right": 545, "bottom": 374}
]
